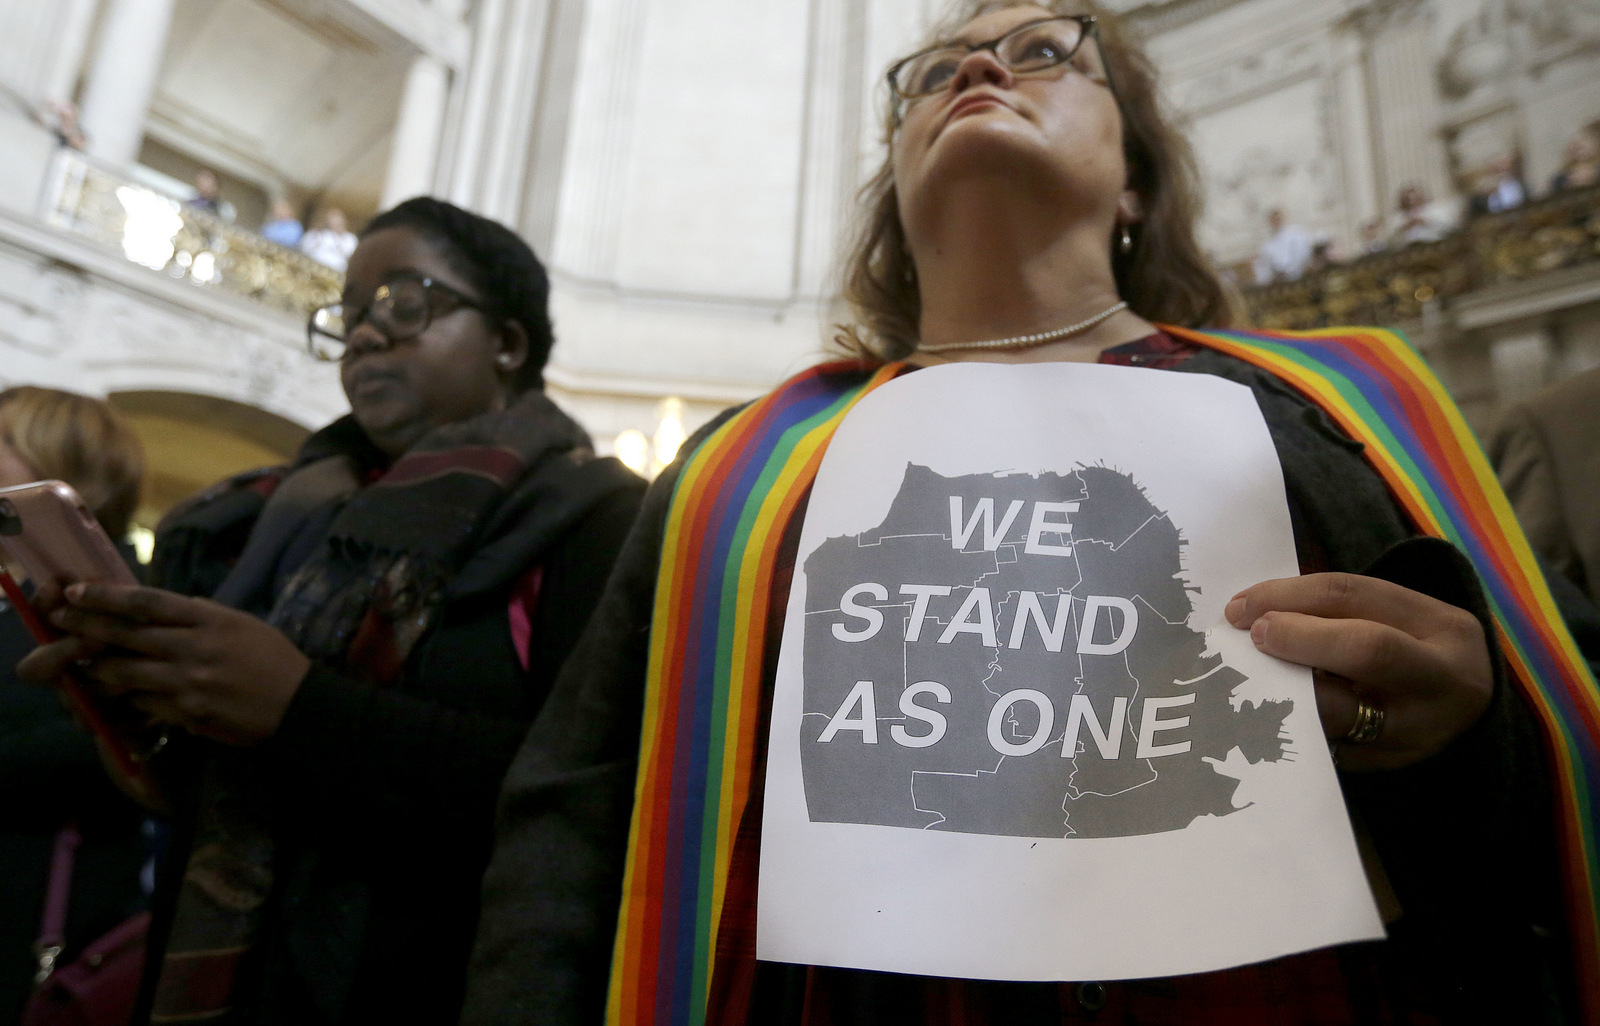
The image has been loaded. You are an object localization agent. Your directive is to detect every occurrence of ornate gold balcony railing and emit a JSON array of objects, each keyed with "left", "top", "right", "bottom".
[
  {"left": 1241, "top": 185, "right": 1600, "bottom": 331},
  {"left": 39, "top": 150, "right": 341, "bottom": 317}
]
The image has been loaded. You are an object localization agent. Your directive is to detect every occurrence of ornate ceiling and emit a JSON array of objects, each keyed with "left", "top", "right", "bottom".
[{"left": 145, "top": 0, "right": 410, "bottom": 219}]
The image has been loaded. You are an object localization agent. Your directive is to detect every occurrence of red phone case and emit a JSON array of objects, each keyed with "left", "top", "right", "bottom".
[{"left": 0, "top": 481, "right": 158, "bottom": 793}]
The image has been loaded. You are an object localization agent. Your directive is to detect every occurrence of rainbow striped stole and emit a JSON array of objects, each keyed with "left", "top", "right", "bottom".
[
  {"left": 609, "top": 330, "right": 1600, "bottom": 1025},
  {"left": 608, "top": 360, "right": 904, "bottom": 1026},
  {"left": 1168, "top": 325, "right": 1600, "bottom": 1020}
]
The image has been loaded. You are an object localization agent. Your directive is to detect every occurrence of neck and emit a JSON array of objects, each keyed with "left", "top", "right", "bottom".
[{"left": 907, "top": 181, "right": 1155, "bottom": 365}]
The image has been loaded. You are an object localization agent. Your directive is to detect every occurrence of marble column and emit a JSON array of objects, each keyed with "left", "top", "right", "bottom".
[
  {"left": 479, "top": 0, "right": 548, "bottom": 224},
  {"left": 0, "top": 0, "right": 99, "bottom": 103},
  {"left": 1361, "top": 0, "right": 1451, "bottom": 211},
  {"left": 44, "top": 0, "right": 102, "bottom": 104},
  {"left": 78, "top": 0, "right": 178, "bottom": 167},
  {"left": 521, "top": 0, "right": 587, "bottom": 255},
  {"left": 1331, "top": 30, "right": 1380, "bottom": 251},
  {"left": 441, "top": 0, "right": 510, "bottom": 209},
  {"left": 381, "top": 52, "right": 452, "bottom": 210},
  {"left": 792, "top": 0, "right": 868, "bottom": 299},
  {"left": 550, "top": 0, "right": 650, "bottom": 281}
]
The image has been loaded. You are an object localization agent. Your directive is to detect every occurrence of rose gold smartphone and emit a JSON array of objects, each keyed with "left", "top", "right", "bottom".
[
  {"left": 0, "top": 480, "right": 156, "bottom": 791},
  {"left": 0, "top": 480, "right": 137, "bottom": 590}
]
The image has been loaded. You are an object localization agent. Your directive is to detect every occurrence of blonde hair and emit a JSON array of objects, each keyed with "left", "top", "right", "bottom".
[
  {"left": 0, "top": 387, "right": 144, "bottom": 538},
  {"left": 837, "top": 0, "right": 1236, "bottom": 360}
]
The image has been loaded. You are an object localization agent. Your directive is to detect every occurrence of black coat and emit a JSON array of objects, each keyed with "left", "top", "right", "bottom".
[
  {"left": 0, "top": 556, "right": 150, "bottom": 1024},
  {"left": 134, "top": 423, "right": 645, "bottom": 1026}
]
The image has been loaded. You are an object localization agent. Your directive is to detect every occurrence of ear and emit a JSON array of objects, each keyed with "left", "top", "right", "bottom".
[
  {"left": 493, "top": 320, "right": 530, "bottom": 386},
  {"left": 1116, "top": 189, "right": 1144, "bottom": 227}
]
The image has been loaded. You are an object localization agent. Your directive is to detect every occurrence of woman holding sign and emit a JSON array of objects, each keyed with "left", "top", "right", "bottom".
[{"left": 466, "top": 4, "right": 1592, "bottom": 1024}]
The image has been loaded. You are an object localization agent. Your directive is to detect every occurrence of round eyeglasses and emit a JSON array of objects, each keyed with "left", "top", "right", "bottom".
[
  {"left": 886, "top": 16, "right": 1105, "bottom": 122},
  {"left": 306, "top": 275, "right": 483, "bottom": 362}
]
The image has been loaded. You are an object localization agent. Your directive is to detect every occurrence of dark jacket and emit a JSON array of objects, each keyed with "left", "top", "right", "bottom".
[
  {"left": 136, "top": 416, "right": 645, "bottom": 1026},
  {"left": 1488, "top": 366, "right": 1600, "bottom": 606},
  {"left": 0, "top": 552, "right": 150, "bottom": 1024},
  {"left": 464, "top": 351, "right": 1570, "bottom": 1025}
]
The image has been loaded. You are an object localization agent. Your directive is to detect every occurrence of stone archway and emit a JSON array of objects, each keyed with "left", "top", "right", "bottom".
[{"left": 107, "top": 390, "right": 311, "bottom": 530}]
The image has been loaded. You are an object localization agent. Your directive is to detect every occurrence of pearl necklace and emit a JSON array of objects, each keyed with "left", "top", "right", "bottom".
[{"left": 917, "top": 300, "right": 1129, "bottom": 354}]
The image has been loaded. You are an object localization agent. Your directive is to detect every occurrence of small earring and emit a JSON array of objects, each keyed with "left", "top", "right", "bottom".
[
  {"left": 1120, "top": 226, "right": 1134, "bottom": 254},
  {"left": 496, "top": 354, "right": 514, "bottom": 368}
]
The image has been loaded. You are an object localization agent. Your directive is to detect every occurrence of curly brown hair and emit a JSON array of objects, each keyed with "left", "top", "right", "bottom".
[{"left": 837, "top": 0, "right": 1237, "bottom": 360}]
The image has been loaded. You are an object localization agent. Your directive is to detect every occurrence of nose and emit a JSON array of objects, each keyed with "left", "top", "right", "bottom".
[
  {"left": 342, "top": 321, "right": 392, "bottom": 359},
  {"left": 949, "top": 48, "right": 1014, "bottom": 95}
]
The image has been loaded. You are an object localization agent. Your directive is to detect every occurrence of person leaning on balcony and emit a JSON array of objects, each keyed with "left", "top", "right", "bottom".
[
  {"left": 259, "top": 198, "right": 304, "bottom": 249},
  {"left": 1250, "top": 208, "right": 1313, "bottom": 285},
  {"left": 17, "top": 197, "right": 647, "bottom": 1026},
  {"left": 1489, "top": 366, "right": 1600, "bottom": 607},
  {"left": 1550, "top": 125, "right": 1600, "bottom": 194},
  {"left": 463, "top": 4, "right": 1579, "bottom": 1024},
  {"left": 184, "top": 169, "right": 236, "bottom": 225},
  {"left": 36, "top": 100, "right": 86, "bottom": 151},
  {"left": 0, "top": 387, "right": 148, "bottom": 1026},
  {"left": 300, "top": 207, "right": 359, "bottom": 272},
  {"left": 1389, "top": 183, "right": 1457, "bottom": 246},
  {"left": 1360, "top": 217, "right": 1388, "bottom": 255},
  {"left": 1468, "top": 153, "right": 1526, "bottom": 216}
]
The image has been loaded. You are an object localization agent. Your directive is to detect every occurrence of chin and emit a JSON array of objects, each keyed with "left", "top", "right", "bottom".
[
  {"left": 909, "top": 135, "right": 1052, "bottom": 207},
  {"left": 916, "top": 124, "right": 1114, "bottom": 212},
  {"left": 352, "top": 407, "right": 424, "bottom": 457},
  {"left": 929, "top": 119, "right": 1052, "bottom": 175}
]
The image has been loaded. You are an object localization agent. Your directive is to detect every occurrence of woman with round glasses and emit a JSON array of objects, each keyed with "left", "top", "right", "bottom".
[
  {"left": 19, "top": 197, "right": 645, "bottom": 1024},
  {"left": 465, "top": 4, "right": 1580, "bottom": 1024}
]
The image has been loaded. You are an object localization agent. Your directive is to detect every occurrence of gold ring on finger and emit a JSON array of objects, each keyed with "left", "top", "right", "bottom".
[{"left": 1344, "top": 698, "right": 1385, "bottom": 745}]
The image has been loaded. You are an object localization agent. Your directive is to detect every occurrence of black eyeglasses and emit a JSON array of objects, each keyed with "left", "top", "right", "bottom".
[
  {"left": 306, "top": 275, "right": 484, "bottom": 361},
  {"left": 886, "top": 16, "right": 1108, "bottom": 124}
]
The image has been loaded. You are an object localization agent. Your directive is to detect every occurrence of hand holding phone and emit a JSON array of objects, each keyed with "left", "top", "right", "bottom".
[
  {"left": 0, "top": 481, "right": 163, "bottom": 801},
  {"left": 5, "top": 480, "right": 313, "bottom": 755},
  {"left": 22, "top": 581, "right": 310, "bottom": 749}
]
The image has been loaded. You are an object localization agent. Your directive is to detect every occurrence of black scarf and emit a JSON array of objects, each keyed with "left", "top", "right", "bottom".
[{"left": 146, "top": 390, "right": 636, "bottom": 1023}]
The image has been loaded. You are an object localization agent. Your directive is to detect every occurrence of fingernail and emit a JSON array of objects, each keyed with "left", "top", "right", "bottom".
[
  {"left": 1250, "top": 617, "right": 1268, "bottom": 645},
  {"left": 1224, "top": 594, "right": 1246, "bottom": 625},
  {"left": 65, "top": 583, "right": 85, "bottom": 602}
]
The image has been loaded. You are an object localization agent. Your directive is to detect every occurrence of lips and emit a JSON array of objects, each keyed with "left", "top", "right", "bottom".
[
  {"left": 944, "top": 93, "right": 1011, "bottom": 127},
  {"left": 345, "top": 366, "right": 406, "bottom": 402}
]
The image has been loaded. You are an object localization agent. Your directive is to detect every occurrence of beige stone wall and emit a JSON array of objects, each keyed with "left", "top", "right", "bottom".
[
  {"left": 0, "top": 205, "right": 347, "bottom": 428},
  {"left": 0, "top": 0, "right": 1594, "bottom": 465},
  {"left": 1143, "top": 0, "right": 1600, "bottom": 265}
]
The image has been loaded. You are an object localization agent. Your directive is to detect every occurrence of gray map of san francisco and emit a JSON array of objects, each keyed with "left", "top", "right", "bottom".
[{"left": 799, "top": 463, "right": 1293, "bottom": 838}]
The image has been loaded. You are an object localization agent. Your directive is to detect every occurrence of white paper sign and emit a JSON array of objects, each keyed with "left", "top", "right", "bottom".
[{"left": 757, "top": 361, "right": 1382, "bottom": 982}]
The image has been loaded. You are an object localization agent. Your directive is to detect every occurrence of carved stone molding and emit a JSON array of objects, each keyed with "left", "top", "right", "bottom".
[
  {"left": 263, "top": 0, "right": 472, "bottom": 68},
  {"left": 1124, "top": 0, "right": 1254, "bottom": 39},
  {"left": 1343, "top": 0, "right": 1429, "bottom": 42},
  {"left": 1522, "top": 0, "right": 1600, "bottom": 56},
  {"left": 1438, "top": 0, "right": 1517, "bottom": 100},
  {"left": 0, "top": 205, "right": 348, "bottom": 429},
  {"left": 1168, "top": 34, "right": 1327, "bottom": 116}
]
